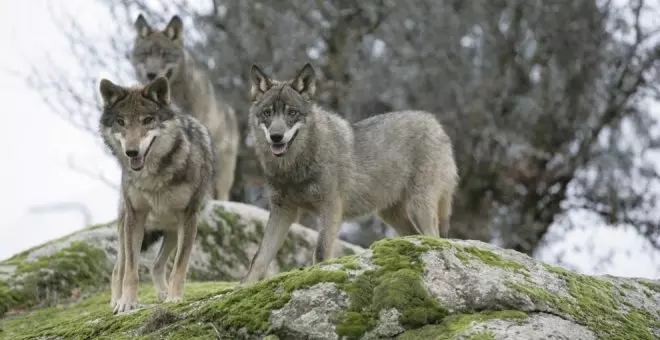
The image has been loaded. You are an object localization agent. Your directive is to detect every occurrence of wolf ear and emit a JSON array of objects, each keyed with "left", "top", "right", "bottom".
[
  {"left": 142, "top": 77, "right": 171, "bottom": 106},
  {"left": 99, "top": 79, "right": 126, "bottom": 107},
  {"left": 291, "top": 63, "right": 316, "bottom": 98},
  {"left": 250, "top": 64, "right": 273, "bottom": 101},
  {"left": 164, "top": 15, "right": 183, "bottom": 41},
  {"left": 134, "top": 14, "right": 152, "bottom": 38}
]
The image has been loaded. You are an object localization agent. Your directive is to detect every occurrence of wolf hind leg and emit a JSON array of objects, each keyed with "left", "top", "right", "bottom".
[
  {"left": 437, "top": 192, "right": 453, "bottom": 238},
  {"left": 405, "top": 196, "right": 440, "bottom": 238},
  {"left": 378, "top": 202, "right": 419, "bottom": 237}
]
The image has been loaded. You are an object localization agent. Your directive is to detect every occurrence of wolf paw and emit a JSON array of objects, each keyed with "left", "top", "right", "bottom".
[
  {"left": 112, "top": 297, "right": 139, "bottom": 314},
  {"left": 156, "top": 289, "right": 168, "bottom": 302},
  {"left": 164, "top": 295, "right": 183, "bottom": 304}
]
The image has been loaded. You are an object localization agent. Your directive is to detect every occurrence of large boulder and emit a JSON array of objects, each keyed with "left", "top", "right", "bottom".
[
  {"left": 0, "top": 201, "right": 363, "bottom": 317},
  {"left": 1, "top": 235, "right": 658, "bottom": 339}
]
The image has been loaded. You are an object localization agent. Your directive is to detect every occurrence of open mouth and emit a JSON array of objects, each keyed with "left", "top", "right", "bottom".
[
  {"left": 270, "top": 130, "right": 299, "bottom": 157},
  {"left": 129, "top": 137, "right": 157, "bottom": 171}
]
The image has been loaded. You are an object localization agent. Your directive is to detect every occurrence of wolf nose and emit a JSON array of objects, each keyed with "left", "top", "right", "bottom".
[
  {"left": 146, "top": 72, "right": 157, "bottom": 80},
  {"left": 270, "top": 134, "right": 284, "bottom": 143},
  {"left": 125, "top": 150, "right": 139, "bottom": 158}
]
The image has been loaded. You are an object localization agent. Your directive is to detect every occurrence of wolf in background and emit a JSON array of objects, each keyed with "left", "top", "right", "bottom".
[
  {"left": 130, "top": 14, "right": 239, "bottom": 201},
  {"left": 241, "top": 63, "right": 459, "bottom": 284},
  {"left": 99, "top": 76, "right": 215, "bottom": 313}
]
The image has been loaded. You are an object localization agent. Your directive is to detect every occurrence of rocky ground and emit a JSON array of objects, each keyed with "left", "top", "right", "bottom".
[{"left": 1, "top": 201, "right": 659, "bottom": 339}]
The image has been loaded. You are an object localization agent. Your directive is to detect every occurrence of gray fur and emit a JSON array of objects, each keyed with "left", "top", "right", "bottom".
[
  {"left": 130, "top": 14, "right": 239, "bottom": 201},
  {"left": 241, "top": 63, "right": 459, "bottom": 284},
  {"left": 98, "top": 77, "right": 215, "bottom": 314}
]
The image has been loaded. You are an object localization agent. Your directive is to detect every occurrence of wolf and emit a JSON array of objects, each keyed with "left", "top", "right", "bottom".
[
  {"left": 241, "top": 63, "right": 459, "bottom": 284},
  {"left": 130, "top": 14, "right": 239, "bottom": 201},
  {"left": 98, "top": 76, "right": 215, "bottom": 314}
]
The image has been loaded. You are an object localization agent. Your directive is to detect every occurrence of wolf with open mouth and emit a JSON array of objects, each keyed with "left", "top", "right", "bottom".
[
  {"left": 98, "top": 76, "right": 215, "bottom": 314},
  {"left": 242, "top": 63, "right": 459, "bottom": 285}
]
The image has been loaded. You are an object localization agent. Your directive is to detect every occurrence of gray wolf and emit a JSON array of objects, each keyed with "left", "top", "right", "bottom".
[
  {"left": 130, "top": 14, "right": 239, "bottom": 201},
  {"left": 241, "top": 63, "right": 459, "bottom": 284},
  {"left": 98, "top": 76, "right": 215, "bottom": 313}
]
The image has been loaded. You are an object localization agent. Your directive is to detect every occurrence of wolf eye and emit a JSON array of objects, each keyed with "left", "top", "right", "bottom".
[
  {"left": 288, "top": 109, "right": 299, "bottom": 116},
  {"left": 261, "top": 109, "right": 272, "bottom": 117},
  {"left": 142, "top": 116, "right": 154, "bottom": 125},
  {"left": 116, "top": 118, "right": 125, "bottom": 126}
]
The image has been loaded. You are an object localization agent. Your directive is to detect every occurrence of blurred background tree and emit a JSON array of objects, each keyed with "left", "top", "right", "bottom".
[{"left": 28, "top": 0, "right": 660, "bottom": 265}]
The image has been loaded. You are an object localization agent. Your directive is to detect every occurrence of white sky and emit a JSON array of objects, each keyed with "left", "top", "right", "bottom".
[{"left": 0, "top": 0, "right": 658, "bottom": 279}]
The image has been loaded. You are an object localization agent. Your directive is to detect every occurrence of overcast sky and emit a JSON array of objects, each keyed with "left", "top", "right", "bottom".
[{"left": 0, "top": 0, "right": 658, "bottom": 279}]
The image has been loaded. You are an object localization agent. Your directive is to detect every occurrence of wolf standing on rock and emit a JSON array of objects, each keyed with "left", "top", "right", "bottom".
[
  {"left": 241, "top": 63, "right": 459, "bottom": 284},
  {"left": 130, "top": 14, "right": 239, "bottom": 201},
  {"left": 99, "top": 76, "right": 215, "bottom": 313}
]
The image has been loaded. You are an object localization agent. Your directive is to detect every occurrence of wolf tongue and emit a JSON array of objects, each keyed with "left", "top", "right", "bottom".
[{"left": 270, "top": 144, "right": 287, "bottom": 155}]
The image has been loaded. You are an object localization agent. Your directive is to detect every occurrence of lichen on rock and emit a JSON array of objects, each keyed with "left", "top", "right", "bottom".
[{"left": 1, "top": 228, "right": 658, "bottom": 339}]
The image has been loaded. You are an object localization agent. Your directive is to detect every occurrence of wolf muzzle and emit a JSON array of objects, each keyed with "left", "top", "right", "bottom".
[{"left": 261, "top": 122, "right": 301, "bottom": 157}]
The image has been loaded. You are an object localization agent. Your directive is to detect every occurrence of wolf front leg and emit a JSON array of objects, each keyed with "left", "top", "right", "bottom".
[
  {"left": 241, "top": 205, "right": 299, "bottom": 285},
  {"left": 151, "top": 230, "right": 177, "bottom": 301},
  {"left": 314, "top": 197, "right": 343, "bottom": 264},
  {"left": 113, "top": 208, "right": 147, "bottom": 314},
  {"left": 165, "top": 214, "right": 198, "bottom": 303},
  {"left": 110, "top": 210, "right": 127, "bottom": 308}
]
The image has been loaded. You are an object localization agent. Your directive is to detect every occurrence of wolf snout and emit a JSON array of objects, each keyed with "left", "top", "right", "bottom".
[
  {"left": 125, "top": 149, "right": 139, "bottom": 157},
  {"left": 270, "top": 133, "right": 284, "bottom": 143},
  {"left": 146, "top": 72, "right": 157, "bottom": 81}
]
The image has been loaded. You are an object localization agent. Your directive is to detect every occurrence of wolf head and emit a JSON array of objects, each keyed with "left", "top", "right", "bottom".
[
  {"left": 249, "top": 63, "right": 317, "bottom": 157},
  {"left": 98, "top": 76, "right": 176, "bottom": 171},
  {"left": 130, "top": 14, "right": 185, "bottom": 83}
]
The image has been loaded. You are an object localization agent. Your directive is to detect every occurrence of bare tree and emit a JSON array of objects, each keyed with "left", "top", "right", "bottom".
[{"left": 27, "top": 0, "right": 660, "bottom": 265}]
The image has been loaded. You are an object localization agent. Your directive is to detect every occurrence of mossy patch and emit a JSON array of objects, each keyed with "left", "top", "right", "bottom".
[
  {"left": 0, "top": 281, "right": 235, "bottom": 339},
  {"left": 510, "top": 264, "right": 658, "bottom": 339},
  {"left": 336, "top": 237, "right": 449, "bottom": 339},
  {"left": 468, "top": 330, "right": 496, "bottom": 340},
  {"left": 638, "top": 280, "right": 660, "bottom": 293},
  {"left": 0, "top": 241, "right": 109, "bottom": 316},
  {"left": 396, "top": 310, "right": 527, "bottom": 340},
  {"left": 461, "top": 247, "right": 528, "bottom": 275},
  {"left": 194, "top": 267, "right": 348, "bottom": 335}
]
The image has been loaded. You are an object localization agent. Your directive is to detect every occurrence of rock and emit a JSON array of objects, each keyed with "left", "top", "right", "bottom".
[
  {"left": 1, "top": 235, "right": 658, "bottom": 339},
  {"left": 0, "top": 201, "right": 363, "bottom": 316}
]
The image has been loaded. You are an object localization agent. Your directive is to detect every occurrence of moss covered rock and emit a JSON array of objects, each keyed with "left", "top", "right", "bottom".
[
  {"left": 0, "top": 201, "right": 363, "bottom": 317},
  {"left": 1, "top": 235, "right": 658, "bottom": 339}
]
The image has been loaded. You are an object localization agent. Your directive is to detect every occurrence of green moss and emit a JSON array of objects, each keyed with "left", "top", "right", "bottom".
[
  {"left": 638, "top": 280, "right": 660, "bottom": 293},
  {"left": 620, "top": 282, "right": 635, "bottom": 291},
  {"left": 396, "top": 310, "right": 527, "bottom": 340},
  {"left": 0, "top": 282, "right": 235, "bottom": 339},
  {"left": 461, "top": 247, "right": 528, "bottom": 274},
  {"left": 468, "top": 331, "right": 496, "bottom": 340},
  {"left": 0, "top": 280, "right": 29, "bottom": 316},
  {"left": 0, "top": 242, "right": 109, "bottom": 316},
  {"left": 336, "top": 237, "right": 448, "bottom": 339},
  {"left": 323, "top": 254, "right": 360, "bottom": 270},
  {"left": 510, "top": 265, "right": 658, "bottom": 339},
  {"left": 164, "top": 322, "right": 221, "bottom": 339},
  {"left": 195, "top": 267, "right": 348, "bottom": 334}
]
